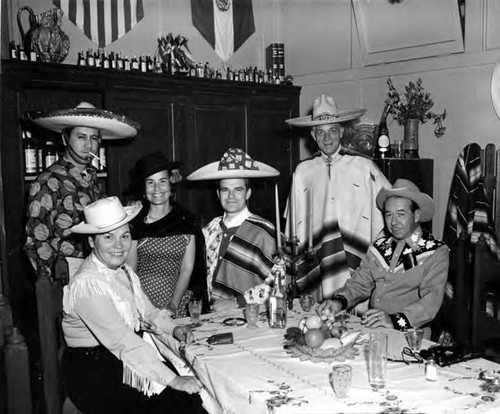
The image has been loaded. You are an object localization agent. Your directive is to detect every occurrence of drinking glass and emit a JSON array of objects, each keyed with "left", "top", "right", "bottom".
[
  {"left": 390, "top": 140, "right": 404, "bottom": 158},
  {"left": 245, "top": 303, "right": 260, "bottom": 329},
  {"left": 405, "top": 328, "right": 424, "bottom": 352},
  {"left": 299, "top": 294, "right": 315, "bottom": 312},
  {"left": 368, "top": 332, "right": 388, "bottom": 390},
  {"left": 188, "top": 299, "right": 202, "bottom": 324},
  {"left": 329, "top": 364, "right": 352, "bottom": 398}
]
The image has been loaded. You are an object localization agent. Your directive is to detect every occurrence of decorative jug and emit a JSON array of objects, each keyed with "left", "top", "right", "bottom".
[{"left": 17, "top": 6, "right": 70, "bottom": 63}]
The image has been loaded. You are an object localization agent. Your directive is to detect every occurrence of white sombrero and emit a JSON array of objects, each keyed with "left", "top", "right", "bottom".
[
  {"left": 70, "top": 196, "right": 142, "bottom": 234},
  {"left": 286, "top": 95, "right": 366, "bottom": 127},
  {"left": 187, "top": 148, "right": 280, "bottom": 181},
  {"left": 376, "top": 179, "right": 434, "bottom": 222},
  {"left": 491, "top": 62, "right": 500, "bottom": 119},
  {"left": 28, "top": 102, "right": 140, "bottom": 140}
]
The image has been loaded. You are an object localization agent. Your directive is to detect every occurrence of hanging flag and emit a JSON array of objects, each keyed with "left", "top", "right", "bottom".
[
  {"left": 53, "top": 0, "right": 144, "bottom": 48},
  {"left": 191, "top": 0, "right": 255, "bottom": 62}
]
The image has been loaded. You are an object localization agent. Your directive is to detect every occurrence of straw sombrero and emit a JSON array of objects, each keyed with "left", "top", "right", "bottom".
[
  {"left": 376, "top": 179, "right": 434, "bottom": 222},
  {"left": 187, "top": 148, "right": 280, "bottom": 181},
  {"left": 28, "top": 102, "right": 140, "bottom": 140},
  {"left": 286, "top": 95, "right": 366, "bottom": 127},
  {"left": 70, "top": 196, "right": 142, "bottom": 234}
]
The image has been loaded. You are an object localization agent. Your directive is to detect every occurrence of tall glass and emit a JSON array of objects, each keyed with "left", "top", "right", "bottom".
[{"left": 368, "top": 332, "right": 388, "bottom": 390}]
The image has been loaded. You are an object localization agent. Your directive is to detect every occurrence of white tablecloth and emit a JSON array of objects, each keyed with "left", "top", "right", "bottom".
[{"left": 156, "top": 303, "right": 500, "bottom": 414}]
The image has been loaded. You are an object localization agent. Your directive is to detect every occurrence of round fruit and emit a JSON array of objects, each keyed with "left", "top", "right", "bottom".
[
  {"left": 305, "top": 315, "right": 322, "bottom": 329},
  {"left": 304, "top": 328, "right": 325, "bottom": 348}
]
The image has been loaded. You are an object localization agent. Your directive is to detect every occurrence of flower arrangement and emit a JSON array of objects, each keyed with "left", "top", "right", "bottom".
[{"left": 385, "top": 77, "right": 447, "bottom": 138}]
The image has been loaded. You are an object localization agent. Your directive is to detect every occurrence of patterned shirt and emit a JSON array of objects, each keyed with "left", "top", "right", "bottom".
[{"left": 24, "top": 158, "right": 102, "bottom": 280}]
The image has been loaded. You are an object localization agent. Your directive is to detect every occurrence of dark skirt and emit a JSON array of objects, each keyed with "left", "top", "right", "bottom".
[{"left": 62, "top": 345, "right": 204, "bottom": 414}]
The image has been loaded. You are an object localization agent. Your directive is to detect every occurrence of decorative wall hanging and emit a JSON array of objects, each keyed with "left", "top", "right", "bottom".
[
  {"left": 191, "top": 0, "right": 255, "bottom": 61},
  {"left": 53, "top": 0, "right": 144, "bottom": 48}
]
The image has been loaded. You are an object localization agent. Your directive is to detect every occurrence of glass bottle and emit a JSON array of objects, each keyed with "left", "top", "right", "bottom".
[
  {"left": 23, "top": 131, "right": 37, "bottom": 175},
  {"left": 77, "top": 51, "right": 86, "bottom": 66},
  {"left": 9, "top": 41, "right": 18, "bottom": 60},
  {"left": 425, "top": 357, "right": 438, "bottom": 381},
  {"left": 268, "top": 257, "right": 287, "bottom": 328},
  {"left": 44, "top": 140, "right": 57, "bottom": 169},
  {"left": 375, "top": 103, "right": 392, "bottom": 159}
]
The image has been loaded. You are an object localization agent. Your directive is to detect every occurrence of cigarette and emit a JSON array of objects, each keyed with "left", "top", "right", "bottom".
[{"left": 89, "top": 151, "right": 105, "bottom": 167}]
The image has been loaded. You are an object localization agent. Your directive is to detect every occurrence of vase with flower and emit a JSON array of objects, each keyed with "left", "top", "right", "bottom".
[{"left": 385, "top": 77, "right": 446, "bottom": 158}]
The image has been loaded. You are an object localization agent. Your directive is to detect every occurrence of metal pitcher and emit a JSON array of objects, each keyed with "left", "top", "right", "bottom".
[{"left": 17, "top": 6, "right": 70, "bottom": 63}]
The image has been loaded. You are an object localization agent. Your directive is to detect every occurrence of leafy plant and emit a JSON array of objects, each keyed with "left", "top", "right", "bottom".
[{"left": 385, "top": 77, "right": 447, "bottom": 138}]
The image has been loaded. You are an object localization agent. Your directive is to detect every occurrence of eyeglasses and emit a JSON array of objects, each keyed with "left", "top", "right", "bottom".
[{"left": 401, "top": 346, "right": 425, "bottom": 365}]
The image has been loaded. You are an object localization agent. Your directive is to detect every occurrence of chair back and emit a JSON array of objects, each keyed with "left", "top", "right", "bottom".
[{"left": 471, "top": 234, "right": 500, "bottom": 350}]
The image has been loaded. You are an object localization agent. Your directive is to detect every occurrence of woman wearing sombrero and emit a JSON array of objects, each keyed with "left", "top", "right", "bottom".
[
  {"left": 24, "top": 102, "right": 140, "bottom": 281},
  {"left": 187, "top": 148, "right": 280, "bottom": 312},
  {"left": 61, "top": 197, "right": 204, "bottom": 413},
  {"left": 285, "top": 95, "right": 391, "bottom": 303}
]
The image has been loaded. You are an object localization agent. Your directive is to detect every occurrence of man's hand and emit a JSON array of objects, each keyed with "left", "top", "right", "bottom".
[
  {"left": 173, "top": 326, "right": 194, "bottom": 344},
  {"left": 168, "top": 375, "right": 202, "bottom": 394},
  {"left": 318, "top": 299, "right": 343, "bottom": 320},
  {"left": 361, "top": 309, "right": 392, "bottom": 328},
  {"left": 211, "top": 298, "right": 237, "bottom": 312}
]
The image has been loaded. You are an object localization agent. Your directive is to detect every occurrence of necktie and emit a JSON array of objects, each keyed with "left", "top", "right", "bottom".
[{"left": 326, "top": 156, "right": 332, "bottom": 179}]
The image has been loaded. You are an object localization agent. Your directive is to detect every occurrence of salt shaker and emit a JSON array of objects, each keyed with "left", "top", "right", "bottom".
[{"left": 425, "top": 357, "right": 438, "bottom": 381}]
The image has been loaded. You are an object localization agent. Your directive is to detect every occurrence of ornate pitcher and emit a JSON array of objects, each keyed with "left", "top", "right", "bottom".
[{"left": 17, "top": 6, "right": 70, "bottom": 63}]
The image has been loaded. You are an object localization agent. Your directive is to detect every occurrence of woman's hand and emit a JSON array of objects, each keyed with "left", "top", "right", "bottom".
[
  {"left": 361, "top": 309, "right": 392, "bottom": 328},
  {"left": 168, "top": 375, "right": 202, "bottom": 394},
  {"left": 318, "top": 299, "right": 343, "bottom": 319},
  {"left": 173, "top": 326, "right": 194, "bottom": 344}
]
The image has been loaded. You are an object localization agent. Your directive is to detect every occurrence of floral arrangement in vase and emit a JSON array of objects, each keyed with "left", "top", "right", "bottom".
[{"left": 385, "top": 77, "right": 447, "bottom": 138}]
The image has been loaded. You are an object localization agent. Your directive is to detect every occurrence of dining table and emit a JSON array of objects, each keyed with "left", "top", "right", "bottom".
[{"left": 153, "top": 301, "right": 500, "bottom": 414}]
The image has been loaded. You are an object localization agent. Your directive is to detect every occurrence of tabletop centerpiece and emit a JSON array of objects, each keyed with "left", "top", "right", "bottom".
[{"left": 385, "top": 77, "right": 447, "bottom": 158}]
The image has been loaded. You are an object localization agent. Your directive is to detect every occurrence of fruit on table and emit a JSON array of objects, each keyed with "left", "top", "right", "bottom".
[
  {"left": 340, "top": 330, "right": 362, "bottom": 346},
  {"left": 320, "top": 337, "right": 342, "bottom": 350},
  {"left": 304, "top": 328, "right": 325, "bottom": 348},
  {"left": 305, "top": 315, "right": 322, "bottom": 329}
]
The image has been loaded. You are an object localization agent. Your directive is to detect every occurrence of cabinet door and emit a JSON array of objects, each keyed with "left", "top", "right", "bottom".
[
  {"left": 183, "top": 95, "right": 247, "bottom": 225},
  {"left": 248, "top": 97, "right": 297, "bottom": 225},
  {"left": 105, "top": 91, "right": 186, "bottom": 202}
]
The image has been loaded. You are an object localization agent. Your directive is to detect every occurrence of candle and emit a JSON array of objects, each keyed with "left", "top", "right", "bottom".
[
  {"left": 290, "top": 174, "right": 296, "bottom": 240},
  {"left": 275, "top": 183, "right": 282, "bottom": 250},
  {"left": 308, "top": 187, "right": 313, "bottom": 250}
]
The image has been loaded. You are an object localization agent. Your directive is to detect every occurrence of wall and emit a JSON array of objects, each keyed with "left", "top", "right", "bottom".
[
  {"left": 281, "top": 0, "right": 500, "bottom": 238},
  {"left": 5, "top": 0, "right": 276, "bottom": 70}
]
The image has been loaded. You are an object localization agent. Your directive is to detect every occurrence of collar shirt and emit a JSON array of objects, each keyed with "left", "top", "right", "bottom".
[
  {"left": 62, "top": 253, "right": 178, "bottom": 395},
  {"left": 223, "top": 206, "right": 251, "bottom": 228},
  {"left": 333, "top": 228, "right": 449, "bottom": 330},
  {"left": 24, "top": 158, "right": 102, "bottom": 280}
]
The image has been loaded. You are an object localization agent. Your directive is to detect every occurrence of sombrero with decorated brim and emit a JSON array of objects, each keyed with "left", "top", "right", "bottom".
[
  {"left": 70, "top": 196, "right": 142, "bottom": 234},
  {"left": 286, "top": 94, "right": 366, "bottom": 127},
  {"left": 376, "top": 179, "right": 434, "bottom": 222},
  {"left": 28, "top": 102, "right": 140, "bottom": 140},
  {"left": 187, "top": 148, "right": 280, "bottom": 181}
]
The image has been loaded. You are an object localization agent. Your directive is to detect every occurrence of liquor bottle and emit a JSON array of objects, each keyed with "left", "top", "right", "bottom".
[
  {"left": 109, "top": 52, "right": 116, "bottom": 69},
  {"left": 9, "top": 41, "right": 17, "bottom": 59},
  {"left": 86, "top": 49, "right": 94, "bottom": 66},
  {"left": 29, "top": 49, "right": 37, "bottom": 62},
  {"left": 375, "top": 103, "right": 392, "bottom": 159},
  {"left": 124, "top": 56, "right": 131, "bottom": 71},
  {"left": 77, "top": 51, "right": 86, "bottom": 66},
  {"left": 23, "top": 131, "right": 37, "bottom": 175},
  {"left": 99, "top": 147, "right": 107, "bottom": 172},
  {"left": 131, "top": 55, "right": 139, "bottom": 71},
  {"left": 18, "top": 45, "right": 27, "bottom": 61},
  {"left": 37, "top": 141, "right": 44, "bottom": 173},
  {"left": 117, "top": 53, "right": 124, "bottom": 70},
  {"left": 94, "top": 51, "right": 101, "bottom": 68},
  {"left": 147, "top": 56, "right": 154, "bottom": 72},
  {"left": 268, "top": 257, "right": 287, "bottom": 328},
  {"left": 140, "top": 55, "right": 147, "bottom": 72},
  {"left": 44, "top": 140, "right": 57, "bottom": 169},
  {"left": 102, "top": 52, "right": 110, "bottom": 69}
]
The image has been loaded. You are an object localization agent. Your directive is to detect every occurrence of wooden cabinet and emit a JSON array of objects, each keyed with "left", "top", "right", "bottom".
[{"left": 0, "top": 58, "right": 300, "bottom": 322}]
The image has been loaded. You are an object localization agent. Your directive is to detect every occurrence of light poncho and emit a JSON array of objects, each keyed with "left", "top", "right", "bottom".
[
  {"left": 62, "top": 253, "right": 177, "bottom": 396},
  {"left": 286, "top": 150, "right": 391, "bottom": 301}
]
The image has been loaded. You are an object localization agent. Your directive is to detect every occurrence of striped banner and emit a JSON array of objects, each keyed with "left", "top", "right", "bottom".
[{"left": 53, "top": 0, "right": 144, "bottom": 48}]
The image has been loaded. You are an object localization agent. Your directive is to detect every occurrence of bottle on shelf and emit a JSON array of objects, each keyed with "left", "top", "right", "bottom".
[
  {"left": 99, "top": 147, "right": 107, "bottom": 172},
  {"left": 268, "top": 257, "right": 287, "bottom": 329},
  {"left": 375, "top": 103, "right": 392, "bottom": 159},
  {"left": 131, "top": 55, "right": 139, "bottom": 71},
  {"left": 77, "top": 51, "right": 86, "bottom": 66},
  {"left": 140, "top": 55, "right": 147, "bottom": 72},
  {"left": 37, "top": 141, "right": 44, "bottom": 173},
  {"left": 94, "top": 51, "right": 101, "bottom": 68},
  {"left": 17, "top": 45, "right": 27, "bottom": 61},
  {"left": 29, "top": 49, "right": 37, "bottom": 62},
  {"left": 86, "top": 49, "right": 94, "bottom": 67},
  {"left": 44, "top": 140, "right": 57, "bottom": 169},
  {"left": 9, "top": 41, "right": 18, "bottom": 59},
  {"left": 23, "top": 131, "right": 37, "bottom": 176}
]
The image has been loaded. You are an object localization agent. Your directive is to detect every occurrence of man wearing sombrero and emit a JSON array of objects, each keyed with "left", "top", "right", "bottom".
[
  {"left": 286, "top": 95, "right": 391, "bottom": 302},
  {"left": 187, "top": 148, "right": 280, "bottom": 312},
  {"left": 24, "top": 102, "right": 140, "bottom": 280},
  {"left": 319, "top": 179, "right": 449, "bottom": 334}
]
